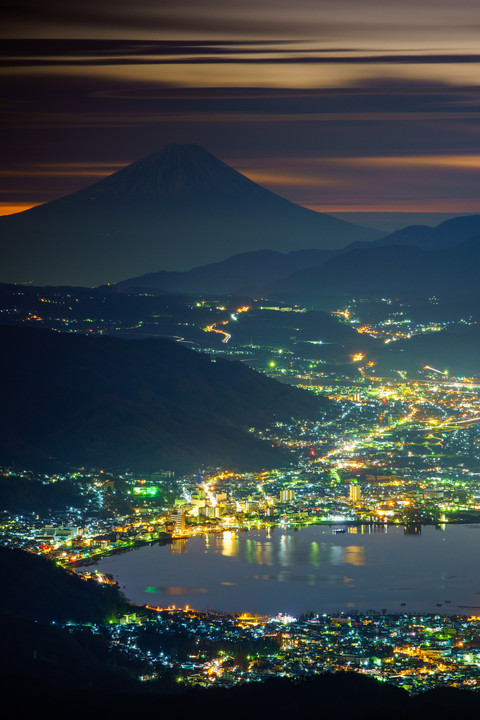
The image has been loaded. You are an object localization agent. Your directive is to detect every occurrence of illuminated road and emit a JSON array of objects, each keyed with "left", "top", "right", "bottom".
[
  {"left": 414, "top": 416, "right": 480, "bottom": 432},
  {"left": 205, "top": 321, "right": 231, "bottom": 344},
  {"left": 441, "top": 416, "right": 480, "bottom": 428},
  {"left": 205, "top": 305, "right": 250, "bottom": 344}
]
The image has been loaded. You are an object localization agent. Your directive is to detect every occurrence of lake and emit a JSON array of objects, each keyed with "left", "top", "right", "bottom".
[{"left": 82, "top": 524, "right": 480, "bottom": 616}]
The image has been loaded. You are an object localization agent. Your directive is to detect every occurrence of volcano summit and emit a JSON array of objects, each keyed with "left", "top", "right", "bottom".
[{"left": 0, "top": 144, "right": 382, "bottom": 286}]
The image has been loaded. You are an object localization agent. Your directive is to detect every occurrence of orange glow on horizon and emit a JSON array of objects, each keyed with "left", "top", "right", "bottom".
[
  {"left": 0, "top": 203, "right": 42, "bottom": 217},
  {"left": 4, "top": 199, "right": 480, "bottom": 218}
]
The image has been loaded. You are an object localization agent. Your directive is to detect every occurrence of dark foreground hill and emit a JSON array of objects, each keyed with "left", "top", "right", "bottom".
[
  {"left": 0, "top": 547, "right": 142, "bottom": 693},
  {"left": 0, "top": 144, "right": 382, "bottom": 286},
  {"left": 0, "top": 547, "right": 127, "bottom": 623},
  {"left": 1, "top": 657, "right": 478, "bottom": 720},
  {"left": 0, "top": 326, "right": 324, "bottom": 471}
]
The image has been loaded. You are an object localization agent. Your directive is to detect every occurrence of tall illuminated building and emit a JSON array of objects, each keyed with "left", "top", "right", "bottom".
[
  {"left": 349, "top": 484, "right": 361, "bottom": 502},
  {"left": 280, "top": 488, "right": 295, "bottom": 503},
  {"left": 170, "top": 511, "right": 186, "bottom": 533}
]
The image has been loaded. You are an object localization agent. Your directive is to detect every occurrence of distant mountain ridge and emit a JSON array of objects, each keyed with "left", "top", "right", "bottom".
[
  {"left": 116, "top": 248, "right": 337, "bottom": 295},
  {"left": 0, "top": 144, "right": 382, "bottom": 287},
  {"left": 115, "top": 213, "right": 480, "bottom": 297},
  {"left": 349, "top": 213, "right": 480, "bottom": 252},
  {"left": 269, "top": 233, "right": 480, "bottom": 300}
]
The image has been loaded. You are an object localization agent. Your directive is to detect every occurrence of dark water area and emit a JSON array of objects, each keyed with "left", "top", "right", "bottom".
[{"left": 81, "top": 524, "right": 480, "bottom": 616}]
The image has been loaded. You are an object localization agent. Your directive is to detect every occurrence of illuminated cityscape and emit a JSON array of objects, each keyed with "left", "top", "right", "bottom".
[
  {"left": 63, "top": 606, "right": 480, "bottom": 693},
  {"left": 6, "top": 0, "right": 480, "bottom": 712},
  {"left": 4, "top": 284, "right": 480, "bottom": 698}
]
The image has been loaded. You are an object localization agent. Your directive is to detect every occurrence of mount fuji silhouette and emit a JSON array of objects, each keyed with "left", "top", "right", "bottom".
[{"left": 0, "top": 144, "right": 383, "bottom": 286}]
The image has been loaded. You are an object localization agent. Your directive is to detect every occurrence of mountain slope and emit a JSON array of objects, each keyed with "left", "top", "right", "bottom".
[
  {"left": 116, "top": 248, "right": 337, "bottom": 295},
  {"left": 348, "top": 213, "right": 480, "bottom": 252},
  {"left": 115, "top": 212, "right": 480, "bottom": 296},
  {"left": 0, "top": 547, "right": 126, "bottom": 623},
  {"left": 0, "top": 326, "right": 325, "bottom": 471},
  {"left": 269, "top": 235, "right": 480, "bottom": 300},
  {"left": 0, "top": 144, "right": 382, "bottom": 287}
]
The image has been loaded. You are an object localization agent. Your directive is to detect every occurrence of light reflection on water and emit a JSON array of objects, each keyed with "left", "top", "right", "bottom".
[
  {"left": 85, "top": 524, "right": 480, "bottom": 616},
  {"left": 211, "top": 530, "right": 365, "bottom": 568}
]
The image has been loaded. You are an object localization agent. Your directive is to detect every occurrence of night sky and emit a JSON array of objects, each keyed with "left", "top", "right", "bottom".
[{"left": 3, "top": 1, "right": 480, "bottom": 230}]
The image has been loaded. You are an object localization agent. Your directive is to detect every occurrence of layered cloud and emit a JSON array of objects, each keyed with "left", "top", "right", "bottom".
[
  {"left": 5, "top": 0, "right": 480, "bottom": 44},
  {"left": 3, "top": 6, "right": 480, "bottom": 220}
]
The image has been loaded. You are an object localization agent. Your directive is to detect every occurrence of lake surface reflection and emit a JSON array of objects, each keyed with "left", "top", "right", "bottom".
[{"left": 85, "top": 524, "right": 480, "bottom": 615}]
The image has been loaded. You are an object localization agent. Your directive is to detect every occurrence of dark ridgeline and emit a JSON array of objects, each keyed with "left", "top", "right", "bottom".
[
  {"left": 350, "top": 213, "right": 480, "bottom": 252},
  {"left": 116, "top": 248, "right": 337, "bottom": 295},
  {"left": 2, "top": 658, "right": 478, "bottom": 720},
  {"left": 0, "top": 144, "right": 383, "bottom": 287},
  {"left": 115, "top": 211, "right": 480, "bottom": 298},
  {"left": 268, "top": 233, "right": 480, "bottom": 301},
  {"left": 0, "top": 325, "right": 325, "bottom": 472}
]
